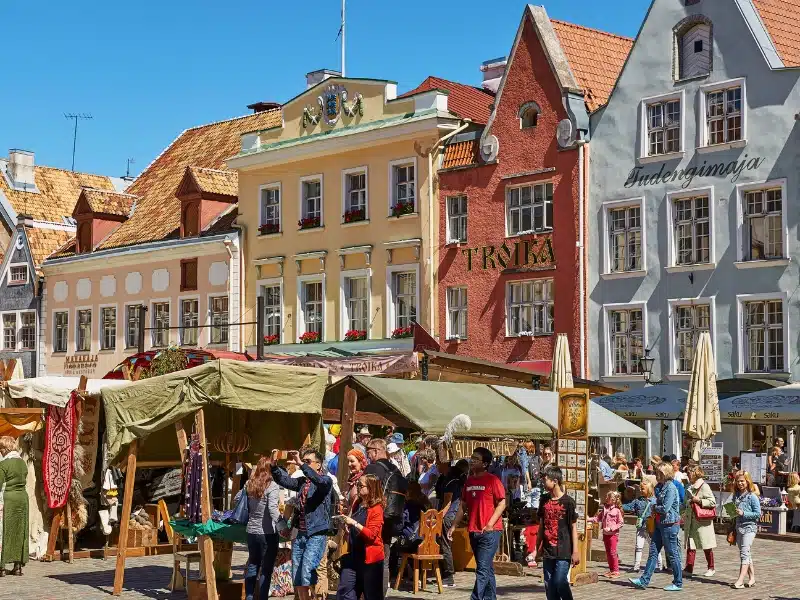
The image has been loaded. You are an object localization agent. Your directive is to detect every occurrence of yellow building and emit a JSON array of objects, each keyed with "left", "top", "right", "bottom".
[{"left": 229, "top": 71, "right": 489, "bottom": 350}]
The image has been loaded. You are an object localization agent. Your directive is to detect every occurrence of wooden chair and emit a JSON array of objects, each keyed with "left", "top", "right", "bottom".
[{"left": 394, "top": 508, "right": 445, "bottom": 595}]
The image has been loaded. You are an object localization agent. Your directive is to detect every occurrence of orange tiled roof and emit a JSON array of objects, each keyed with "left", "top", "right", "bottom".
[
  {"left": 97, "top": 109, "right": 281, "bottom": 250},
  {"left": 184, "top": 166, "right": 238, "bottom": 197},
  {"left": 753, "top": 0, "right": 800, "bottom": 67},
  {"left": 551, "top": 20, "right": 633, "bottom": 111},
  {"left": 81, "top": 188, "right": 137, "bottom": 217},
  {"left": 442, "top": 140, "right": 480, "bottom": 170},
  {"left": 26, "top": 227, "right": 74, "bottom": 268},
  {"left": 401, "top": 77, "right": 494, "bottom": 125},
  {"left": 0, "top": 162, "right": 118, "bottom": 223}
]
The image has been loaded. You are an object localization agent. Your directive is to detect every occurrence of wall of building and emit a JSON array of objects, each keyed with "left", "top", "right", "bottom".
[{"left": 0, "top": 238, "right": 37, "bottom": 376}]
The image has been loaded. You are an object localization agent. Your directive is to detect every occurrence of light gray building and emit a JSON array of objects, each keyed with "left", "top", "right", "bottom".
[{"left": 588, "top": 0, "right": 800, "bottom": 456}]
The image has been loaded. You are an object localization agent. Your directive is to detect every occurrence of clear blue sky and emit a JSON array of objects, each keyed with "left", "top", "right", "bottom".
[{"left": 0, "top": 1, "right": 648, "bottom": 179}]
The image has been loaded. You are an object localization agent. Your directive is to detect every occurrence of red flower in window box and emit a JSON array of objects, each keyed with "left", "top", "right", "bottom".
[
  {"left": 264, "top": 334, "right": 279, "bottom": 345},
  {"left": 391, "top": 200, "right": 415, "bottom": 217},
  {"left": 343, "top": 208, "right": 366, "bottom": 223},
  {"left": 298, "top": 216, "right": 322, "bottom": 230},
  {"left": 299, "top": 331, "right": 320, "bottom": 344},
  {"left": 391, "top": 326, "right": 413, "bottom": 339},
  {"left": 259, "top": 223, "right": 280, "bottom": 235},
  {"left": 344, "top": 329, "right": 367, "bottom": 341}
]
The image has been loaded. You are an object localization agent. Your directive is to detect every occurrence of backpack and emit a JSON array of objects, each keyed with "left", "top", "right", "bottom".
[{"left": 373, "top": 460, "right": 408, "bottom": 520}]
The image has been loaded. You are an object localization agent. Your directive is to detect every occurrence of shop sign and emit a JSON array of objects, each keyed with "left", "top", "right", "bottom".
[
  {"left": 625, "top": 155, "right": 766, "bottom": 190},
  {"left": 449, "top": 439, "right": 519, "bottom": 460},
  {"left": 262, "top": 353, "right": 417, "bottom": 377},
  {"left": 461, "top": 237, "right": 555, "bottom": 271},
  {"left": 757, "top": 508, "right": 781, "bottom": 534},
  {"left": 63, "top": 354, "right": 98, "bottom": 377}
]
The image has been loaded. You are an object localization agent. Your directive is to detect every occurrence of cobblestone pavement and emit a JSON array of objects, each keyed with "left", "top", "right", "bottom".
[{"left": 3, "top": 529, "right": 798, "bottom": 599}]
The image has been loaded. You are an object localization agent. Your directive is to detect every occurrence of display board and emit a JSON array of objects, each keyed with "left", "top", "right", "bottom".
[
  {"left": 700, "top": 443, "right": 724, "bottom": 483},
  {"left": 739, "top": 451, "right": 767, "bottom": 484}
]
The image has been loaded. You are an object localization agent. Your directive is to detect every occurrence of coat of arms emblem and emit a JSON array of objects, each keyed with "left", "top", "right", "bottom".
[{"left": 303, "top": 84, "right": 363, "bottom": 128}]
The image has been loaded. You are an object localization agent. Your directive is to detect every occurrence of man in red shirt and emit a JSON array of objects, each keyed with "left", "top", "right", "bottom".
[{"left": 447, "top": 447, "right": 506, "bottom": 600}]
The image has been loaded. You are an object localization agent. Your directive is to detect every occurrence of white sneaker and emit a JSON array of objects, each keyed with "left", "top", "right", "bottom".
[{"left": 704, "top": 569, "right": 715, "bottom": 577}]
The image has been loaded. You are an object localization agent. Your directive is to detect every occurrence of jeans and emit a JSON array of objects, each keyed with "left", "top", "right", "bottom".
[
  {"left": 440, "top": 515, "right": 455, "bottom": 578},
  {"left": 640, "top": 524, "right": 682, "bottom": 588},
  {"left": 736, "top": 530, "right": 756, "bottom": 565},
  {"left": 245, "top": 533, "right": 279, "bottom": 600},
  {"left": 603, "top": 532, "right": 619, "bottom": 573},
  {"left": 291, "top": 531, "right": 327, "bottom": 587},
  {"left": 542, "top": 559, "right": 573, "bottom": 600},
  {"left": 338, "top": 555, "right": 385, "bottom": 600},
  {"left": 634, "top": 529, "right": 662, "bottom": 570},
  {"left": 468, "top": 530, "right": 501, "bottom": 600}
]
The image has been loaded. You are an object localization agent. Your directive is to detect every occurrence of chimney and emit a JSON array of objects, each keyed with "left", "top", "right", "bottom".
[
  {"left": 247, "top": 101, "right": 281, "bottom": 114},
  {"left": 306, "top": 69, "right": 341, "bottom": 89},
  {"left": 8, "top": 149, "right": 35, "bottom": 188},
  {"left": 16, "top": 213, "right": 32, "bottom": 229},
  {"left": 480, "top": 57, "right": 507, "bottom": 93}
]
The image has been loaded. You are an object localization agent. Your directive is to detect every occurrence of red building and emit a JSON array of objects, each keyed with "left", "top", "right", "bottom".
[{"left": 435, "top": 6, "right": 631, "bottom": 377}]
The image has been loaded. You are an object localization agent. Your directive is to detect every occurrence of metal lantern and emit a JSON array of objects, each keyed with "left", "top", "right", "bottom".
[{"left": 212, "top": 431, "right": 251, "bottom": 455}]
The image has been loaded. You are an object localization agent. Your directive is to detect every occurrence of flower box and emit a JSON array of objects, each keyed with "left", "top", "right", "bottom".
[
  {"left": 264, "top": 334, "right": 279, "bottom": 346},
  {"left": 259, "top": 223, "right": 280, "bottom": 235},
  {"left": 298, "top": 216, "right": 322, "bottom": 230},
  {"left": 299, "top": 331, "right": 320, "bottom": 344},
  {"left": 344, "top": 330, "right": 367, "bottom": 341},
  {"left": 343, "top": 208, "right": 366, "bottom": 224},
  {"left": 390, "top": 200, "right": 415, "bottom": 217},
  {"left": 391, "top": 326, "right": 413, "bottom": 339}
]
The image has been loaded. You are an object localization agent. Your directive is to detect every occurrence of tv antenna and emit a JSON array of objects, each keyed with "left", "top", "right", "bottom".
[
  {"left": 64, "top": 113, "right": 93, "bottom": 171},
  {"left": 125, "top": 157, "right": 135, "bottom": 179}
]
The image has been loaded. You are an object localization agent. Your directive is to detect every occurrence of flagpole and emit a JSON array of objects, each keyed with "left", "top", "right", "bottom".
[{"left": 341, "top": 0, "right": 346, "bottom": 77}]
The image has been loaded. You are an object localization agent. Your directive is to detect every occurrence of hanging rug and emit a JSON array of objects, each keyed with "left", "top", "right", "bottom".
[{"left": 44, "top": 391, "right": 78, "bottom": 509}]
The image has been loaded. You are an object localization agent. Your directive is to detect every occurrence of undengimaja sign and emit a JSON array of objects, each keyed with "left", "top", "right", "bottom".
[{"left": 625, "top": 154, "right": 766, "bottom": 190}]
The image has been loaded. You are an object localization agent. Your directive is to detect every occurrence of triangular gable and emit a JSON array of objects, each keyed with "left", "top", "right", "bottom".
[
  {"left": 176, "top": 166, "right": 238, "bottom": 201},
  {"left": 0, "top": 226, "right": 37, "bottom": 287}
]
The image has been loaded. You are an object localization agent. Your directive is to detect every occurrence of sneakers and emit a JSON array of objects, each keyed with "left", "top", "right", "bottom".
[
  {"left": 704, "top": 569, "right": 716, "bottom": 577},
  {"left": 442, "top": 578, "right": 456, "bottom": 588},
  {"left": 663, "top": 584, "right": 683, "bottom": 592},
  {"left": 628, "top": 578, "right": 647, "bottom": 589}
]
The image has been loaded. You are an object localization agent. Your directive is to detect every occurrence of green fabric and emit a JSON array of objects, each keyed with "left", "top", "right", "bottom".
[
  {"left": 0, "top": 457, "right": 29, "bottom": 566},
  {"left": 170, "top": 519, "right": 247, "bottom": 543},
  {"left": 102, "top": 359, "right": 328, "bottom": 464}
]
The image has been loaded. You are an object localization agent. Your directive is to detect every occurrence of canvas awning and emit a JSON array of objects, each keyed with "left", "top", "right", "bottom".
[
  {"left": 592, "top": 384, "right": 687, "bottom": 420},
  {"left": 718, "top": 383, "right": 800, "bottom": 424},
  {"left": 2, "top": 376, "right": 131, "bottom": 408},
  {"left": 491, "top": 386, "right": 647, "bottom": 439},
  {"left": 324, "top": 376, "right": 554, "bottom": 438}
]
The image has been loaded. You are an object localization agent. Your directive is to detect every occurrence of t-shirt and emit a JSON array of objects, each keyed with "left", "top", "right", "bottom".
[
  {"left": 537, "top": 493, "right": 577, "bottom": 560},
  {"left": 462, "top": 473, "right": 505, "bottom": 533}
]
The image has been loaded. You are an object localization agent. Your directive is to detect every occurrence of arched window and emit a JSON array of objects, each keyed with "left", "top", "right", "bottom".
[
  {"left": 519, "top": 102, "right": 540, "bottom": 129},
  {"left": 77, "top": 222, "right": 91, "bottom": 253},
  {"left": 674, "top": 17, "right": 712, "bottom": 80}
]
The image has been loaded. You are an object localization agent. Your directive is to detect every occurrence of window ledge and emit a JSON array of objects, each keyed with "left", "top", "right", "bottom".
[
  {"left": 601, "top": 269, "right": 647, "bottom": 280},
  {"left": 258, "top": 231, "right": 283, "bottom": 239},
  {"left": 342, "top": 219, "right": 370, "bottom": 228},
  {"left": 298, "top": 226, "right": 326, "bottom": 235},
  {"left": 445, "top": 337, "right": 466, "bottom": 343},
  {"left": 388, "top": 213, "right": 419, "bottom": 221},
  {"left": 664, "top": 373, "right": 691, "bottom": 381},
  {"left": 734, "top": 371, "right": 791, "bottom": 381},
  {"left": 505, "top": 332, "right": 553, "bottom": 340},
  {"left": 734, "top": 259, "right": 790, "bottom": 269},
  {"left": 445, "top": 240, "right": 468, "bottom": 248},
  {"left": 638, "top": 151, "right": 684, "bottom": 165},
  {"left": 601, "top": 374, "right": 645, "bottom": 383},
  {"left": 506, "top": 229, "right": 552, "bottom": 239},
  {"left": 665, "top": 263, "right": 716, "bottom": 273},
  {"left": 98, "top": 349, "right": 117, "bottom": 354},
  {"left": 696, "top": 140, "right": 747, "bottom": 153},
  {"left": 7, "top": 282, "right": 26, "bottom": 287},
  {"left": 674, "top": 74, "right": 710, "bottom": 84}
]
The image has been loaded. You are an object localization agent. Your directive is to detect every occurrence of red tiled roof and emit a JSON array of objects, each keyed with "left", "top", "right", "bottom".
[
  {"left": 401, "top": 76, "right": 494, "bottom": 125},
  {"left": 753, "top": 0, "right": 800, "bottom": 67},
  {"left": 442, "top": 140, "right": 480, "bottom": 170},
  {"left": 80, "top": 188, "right": 137, "bottom": 217},
  {"left": 551, "top": 20, "right": 633, "bottom": 111}
]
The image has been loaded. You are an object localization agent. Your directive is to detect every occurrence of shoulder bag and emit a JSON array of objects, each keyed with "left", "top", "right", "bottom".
[{"left": 691, "top": 502, "right": 717, "bottom": 520}]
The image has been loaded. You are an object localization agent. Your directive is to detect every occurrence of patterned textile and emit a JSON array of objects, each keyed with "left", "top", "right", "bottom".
[
  {"left": 269, "top": 548, "right": 294, "bottom": 597},
  {"left": 43, "top": 392, "right": 77, "bottom": 509},
  {"left": 77, "top": 394, "right": 101, "bottom": 489},
  {"left": 182, "top": 434, "right": 203, "bottom": 524}
]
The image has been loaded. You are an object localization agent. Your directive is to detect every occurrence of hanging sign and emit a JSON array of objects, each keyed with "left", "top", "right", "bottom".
[{"left": 699, "top": 443, "right": 724, "bottom": 483}]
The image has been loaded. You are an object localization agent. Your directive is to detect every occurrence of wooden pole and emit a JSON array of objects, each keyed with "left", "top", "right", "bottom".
[
  {"left": 195, "top": 408, "right": 218, "bottom": 600},
  {"left": 336, "top": 382, "right": 358, "bottom": 493},
  {"left": 113, "top": 439, "right": 138, "bottom": 596}
]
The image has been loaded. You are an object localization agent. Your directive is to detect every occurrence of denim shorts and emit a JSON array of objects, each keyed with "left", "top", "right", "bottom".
[{"left": 292, "top": 531, "right": 327, "bottom": 587}]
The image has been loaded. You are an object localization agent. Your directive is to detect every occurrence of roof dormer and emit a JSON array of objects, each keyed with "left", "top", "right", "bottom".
[
  {"left": 73, "top": 188, "right": 137, "bottom": 253},
  {"left": 175, "top": 166, "right": 237, "bottom": 238}
]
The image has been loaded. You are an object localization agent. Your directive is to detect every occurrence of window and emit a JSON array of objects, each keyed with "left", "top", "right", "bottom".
[
  {"left": 344, "top": 277, "right": 368, "bottom": 334},
  {"left": 301, "top": 281, "right": 323, "bottom": 338},
  {"left": 210, "top": 296, "right": 229, "bottom": 344},
  {"left": 300, "top": 177, "right": 322, "bottom": 228},
  {"left": 18, "top": 312, "right": 34, "bottom": 350},
  {"left": 743, "top": 186, "right": 783, "bottom": 260},
  {"left": 181, "top": 259, "right": 198, "bottom": 292},
  {"left": 507, "top": 279, "right": 553, "bottom": 336},
  {"left": 392, "top": 271, "right": 417, "bottom": 329},
  {"left": 344, "top": 170, "right": 367, "bottom": 219},
  {"left": 446, "top": 196, "right": 468, "bottom": 243},
  {"left": 673, "top": 303, "right": 710, "bottom": 373},
  {"left": 672, "top": 195, "right": 710, "bottom": 265},
  {"left": 8, "top": 264, "right": 27, "bottom": 285},
  {"left": 646, "top": 99, "right": 681, "bottom": 156},
  {"left": 743, "top": 299, "right": 785, "bottom": 373},
  {"left": 506, "top": 182, "right": 553, "bottom": 235},
  {"left": 77, "top": 222, "right": 91, "bottom": 253},
  {"left": 101, "top": 307, "right": 116, "bottom": 350},
  {"left": 608, "top": 205, "right": 642, "bottom": 272},
  {"left": 262, "top": 285, "right": 282, "bottom": 342},
  {"left": 519, "top": 102, "right": 540, "bottom": 129},
  {"left": 260, "top": 185, "right": 281, "bottom": 234},
  {"left": 54, "top": 311, "right": 68, "bottom": 353},
  {"left": 447, "top": 287, "right": 467, "bottom": 340},
  {"left": 182, "top": 202, "right": 199, "bottom": 237},
  {"left": 76, "top": 309, "right": 91, "bottom": 352},
  {"left": 706, "top": 86, "right": 741, "bottom": 145},
  {"left": 390, "top": 161, "right": 415, "bottom": 215},
  {"left": 608, "top": 308, "right": 644, "bottom": 375},
  {"left": 152, "top": 302, "right": 170, "bottom": 347},
  {"left": 2, "top": 314, "right": 15, "bottom": 350},
  {"left": 678, "top": 22, "right": 711, "bottom": 79},
  {"left": 126, "top": 305, "right": 140, "bottom": 349},
  {"left": 181, "top": 299, "right": 199, "bottom": 346}
]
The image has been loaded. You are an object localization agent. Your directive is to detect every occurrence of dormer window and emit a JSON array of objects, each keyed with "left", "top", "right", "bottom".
[
  {"left": 77, "top": 222, "right": 92, "bottom": 254},
  {"left": 519, "top": 102, "right": 540, "bottom": 129},
  {"left": 182, "top": 201, "right": 200, "bottom": 237},
  {"left": 674, "top": 17, "right": 712, "bottom": 80}
]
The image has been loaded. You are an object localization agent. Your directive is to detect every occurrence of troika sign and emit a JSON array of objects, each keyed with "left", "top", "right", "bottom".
[
  {"left": 461, "top": 237, "right": 555, "bottom": 271},
  {"left": 625, "top": 154, "right": 766, "bottom": 190}
]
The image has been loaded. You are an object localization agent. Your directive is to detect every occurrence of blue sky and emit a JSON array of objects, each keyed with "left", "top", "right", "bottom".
[{"left": 0, "top": 1, "right": 648, "bottom": 179}]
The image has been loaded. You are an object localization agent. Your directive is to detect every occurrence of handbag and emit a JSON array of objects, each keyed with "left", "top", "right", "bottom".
[
  {"left": 228, "top": 488, "right": 250, "bottom": 525},
  {"left": 726, "top": 527, "right": 736, "bottom": 546},
  {"left": 692, "top": 502, "right": 717, "bottom": 520}
]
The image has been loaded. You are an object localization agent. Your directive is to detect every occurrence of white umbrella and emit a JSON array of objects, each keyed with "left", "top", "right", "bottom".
[
  {"left": 549, "top": 333, "right": 573, "bottom": 390},
  {"left": 593, "top": 384, "right": 687, "bottom": 420},
  {"left": 683, "top": 332, "right": 721, "bottom": 460}
]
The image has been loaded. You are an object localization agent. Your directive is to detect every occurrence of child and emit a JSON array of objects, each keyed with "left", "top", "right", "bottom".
[
  {"left": 622, "top": 479, "right": 663, "bottom": 572},
  {"left": 537, "top": 465, "right": 578, "bottom": 600},
  {"left": 590, "top": 491, "right": 623, "bottom": 577}
]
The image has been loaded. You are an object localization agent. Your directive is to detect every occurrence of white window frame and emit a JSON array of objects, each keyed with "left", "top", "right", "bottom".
[
  {"left": 666, "top": 297, "right": 716, "bottom": 378},
  {"left": 736, "top": 292, "right": 789, "bottom": 375},
  {"left": 601, "top": 197, "right": 647, "bottom": 279},
  {"left": 258, "top": 182, "right": 282, "bottom": 235},
  {"left": 1, "top": 310, "right": 37, "bottom": 352},
  {"left": 387, "top": 157, "right": 418, "bottom": 216},
  {"left": 446, "top": 286, "right": 468, "bottom": 341},
  {"left": 385, "top": 264, "right": 420, "bottom": 334},
  {"left": 1, "top": 312, "right": 16, "bottom": 351},
  {"left": 602, "top": 302, "right": 648, "bottom": 380},
  {"left": 505, "top": 279, "right": 554, "bottom": 337},
  {"left": 698, "top": 78, "right": 747, "bottom": 151},
  {"left": 6, "top": 263, "right": 29, "bottom": 286},
  {"left": 339, "top": 269, "right": 372, "bottom": 340},
  {"left": 179, "top": 295, "right": 201, "bottom": 347},
  {"left": 150, "top": 299, "right": 171, "bottom": 349},
  {"left": 99, "top": 303, "right": 118, "bottom": 352},
  {"left": 341, "top": 166, "right": 369, "bottom": 223},
  {"left": 639, "top": 89, "right": 685, "bottom": 163},
  {"left": 505, "top": 181, "right": 554, "bottom": 237},
  {"left": 52, "top": 310, "right": 69, "bottom": 354},
  {"left": 74, "top": 306, "right": 93, "bottom": 353},
  {"left": 446, "top": 195, "right": 468, "bottom": 244},
  {"left": 124, "top": 302, "right": 143, "bottom": 350},
  {"left": 207, "top": 293, "right": 230, "bottom": 346},
  {"left": 665, "top": 186, "right": 716, "bottom": 271},
  {"left": 298, "top": 174, "right": 324, "bottom": 227},
  {"left": 735, "top": 178, "right": 789, "bottom": 266},
  {"left": 297, "top": 274, "right": 326, "bottom": 342},
  {"left": 258, "top": 278, "right": 284, "bottom": 344}
]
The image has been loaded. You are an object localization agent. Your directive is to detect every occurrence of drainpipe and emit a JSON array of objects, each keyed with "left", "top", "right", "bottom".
[
  {"left": 427, "top": 119, "right": 472, "bottom": 337},
  {"left": 576, "top": 136, "right": 587, "bottom": 379}
]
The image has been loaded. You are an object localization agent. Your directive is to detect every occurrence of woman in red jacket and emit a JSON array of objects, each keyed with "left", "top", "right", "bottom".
[{"left": 337, "top": 473, "right": 385, "bottom": 600}]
